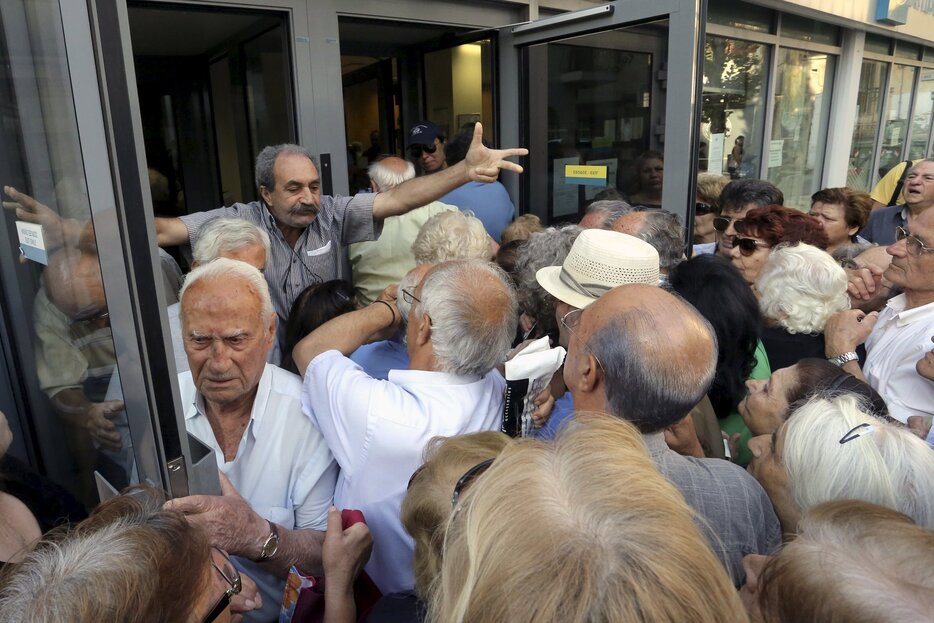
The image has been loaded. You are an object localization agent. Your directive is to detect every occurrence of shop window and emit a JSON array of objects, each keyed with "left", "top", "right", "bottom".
[
  {"left": 701, "top": 35, "right": 769, "bottom": 179},
  {"left": 878, "top": 64, "right": 918, "bottom": 177},
  {"left": 865, "top": 34, "right": 892, "bottom": 56},
  {"left": 848, "top": 60, "right": 888, "bottom": 190},
  {"left": 894, "top": 40, "right": 921, "bottom": 61},
  {"left": 707, "top": 0, "right": 774, "bottom": 34},
  {"left": 780, "top": 13, "right": 839, "bottom": 47},
  {"left": 767, "top": 48, "right": 835, "bottom": 209},
  {"left": 908, "top": 68, "right": 934, "bottom": 159}
]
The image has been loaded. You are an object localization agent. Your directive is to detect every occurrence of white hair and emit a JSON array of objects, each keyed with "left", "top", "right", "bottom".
[
  {"left": 782, "top": 394, "right": 934, "bottom": 529},
  {"left": 367, "top": 158, "right": 416, "bottom": 190},
  {"left": 412, "top": 210, "right": 491, "bottom": 265},
  {"left": 416, "top": 260, "right": 518, "bottom": 377},
  {"left": 179, "top": 257, "right": 274, "bottom": 329},
  {"left": 756, "top": 243, "right": 849, "bottom": 334},
  {"left": 192, "top": 218, "right": 271, "bottom": 265}
]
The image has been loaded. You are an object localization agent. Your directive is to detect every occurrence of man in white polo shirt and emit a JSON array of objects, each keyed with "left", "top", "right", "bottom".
[
  {"left": 293, "top": 259, "right": 517, "bottom": 593},
  {"left": 825, "top": 204, "right": 934, "bottom": 431},
  {"left": 166, "top": 258, "right": 337, "bottom": 622}
]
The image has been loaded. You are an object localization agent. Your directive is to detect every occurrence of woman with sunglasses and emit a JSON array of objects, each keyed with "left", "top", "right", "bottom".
[
  {"left": 0, "top": 486, "right": 259, "bottom": 622},
  {"left": 729, "top": 205, "right": 828, "bottom": 288}
]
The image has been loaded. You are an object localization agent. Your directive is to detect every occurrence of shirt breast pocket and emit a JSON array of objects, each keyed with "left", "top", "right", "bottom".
[{"left": 253, "top": 505, "right": 295, "bottom": 530}]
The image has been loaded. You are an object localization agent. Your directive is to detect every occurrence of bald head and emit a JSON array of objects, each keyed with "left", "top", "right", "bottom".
[
  {"left": 368, "top": 156, "right": 416, "bottom": 191},
  {"left": 570, "top": 284, "right": 717, "bottom": 432},
  {"left": 43, "top": 247, "right": 106, "bottom": 319}
]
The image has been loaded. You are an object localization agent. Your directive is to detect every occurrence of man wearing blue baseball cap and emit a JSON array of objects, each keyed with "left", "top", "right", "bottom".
[{"left": 406, "top": 120, "right": 447, "bottom": 174}]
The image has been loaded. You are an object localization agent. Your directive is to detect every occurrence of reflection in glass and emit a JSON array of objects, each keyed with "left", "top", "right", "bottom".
[
  {"left": 878, "top": 64, "right": 917, "bottom": 179},
  {"left": 702, "top": 36, "right": 768, "bottom": 179},
  {"left": 848, "top": 60, "right": 887, "bottom": 190},
  {"left": 767, "top": 49, "right": 835, "bottom": 209},
  {"left": 707, "top": 0, "right": 774, "bottom": 33},
  {"left": 908, "top": 68, "right": 934, "bottom": 160},
  {"left": 0, "top": 1, "right": 138, "bottom": 508},
  {"left": 527, "top": 22, "right": 669, "bottom": 221}
]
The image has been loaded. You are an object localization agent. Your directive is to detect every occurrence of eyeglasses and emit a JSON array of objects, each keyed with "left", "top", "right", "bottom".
[
  {"left": 401, "top": 288, "right": 422, "bottom": 305},
  {"left": 69, "top": 308, "right": 110, "bottom": 327},
  {"left": 713, "top": 216, "right": 741, "bottom": 233},
  {"left": 895, "top": 226, "right": 934, "bottom": 257},
  {"left": 695, "top": 202, "right": 715, "bottom": 216},
  {"left": 451, "top": 458, "right": 495, "bottom": 509},
  {"left": 731, "top": 235, "right": 770, "bottom": 257},
  {"left": 282, "top": 251, "right": 322, "bottom": 298},
  {"left": 408, "top": 143, "right": 438, "bottom": 158},
  {"left": 203, "top": 547, "right": 242, "bottom": 623},
  {"left": 559, "top": 308, "right": 604, "bottom": 371}
]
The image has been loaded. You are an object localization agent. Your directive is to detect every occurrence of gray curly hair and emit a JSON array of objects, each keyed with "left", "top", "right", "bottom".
[{"left": 514, "top": 225, "right": 582, "bottom": 337}]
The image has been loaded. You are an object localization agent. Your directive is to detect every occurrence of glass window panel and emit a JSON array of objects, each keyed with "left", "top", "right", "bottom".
[
  {"left": 707, "top": 0, "right": 774, "bottom": 33},
  {"left": 767, "top": 49, "right": 835, "bottom": 209},
  {"left": 702, "top": 36, "right": 769, "bottom": 179},
  {"left": 908, "top": 67, "right": 934, "bottom": 159},
  {"left": 865, "top": 34, "right": 892, "bottom": 56},
  {"left": 894, "top": 40, "right": 921, "bottom": 60},
  {"left": 847, "top": 60, "right": 888, "bottom": 190},
  {"left": 780, "top": 13, "right": 840, "bottom": 46},
  {"left": 878, "top": 64, "right": 917, "bottom": 179},
  {"left": 925, "top": 47, "right": 934, "bottom": 63},
  {"left": 525, "top": 21, "right": 670, "bottom": 222},
  {"left": 0, "top": 0, "right": 142, "bottom": 510}
]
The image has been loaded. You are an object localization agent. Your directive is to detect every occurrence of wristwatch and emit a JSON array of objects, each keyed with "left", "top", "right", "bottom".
[
  {"left": 257, "top": 520, "right": 280, "bottom": 562},
  {"left": 828, "top": 351, "right": 858, "bottom": 367}
]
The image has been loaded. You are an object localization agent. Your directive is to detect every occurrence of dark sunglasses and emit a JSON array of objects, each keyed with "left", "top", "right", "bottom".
[
  {"left": 713, "top": 216, "right": 740, "bottom": 232},
  {"left": 695, "top": 202, "right": 715, "bottom": 216},
  {"left": 408, "top": 143, "right": 438, "bottom": 157},
  {"left": 451, "top": 458, "right": 495, "bottom": 509},
  {"left": 731, "top": 235, "right": 770, "bottom": 257}
]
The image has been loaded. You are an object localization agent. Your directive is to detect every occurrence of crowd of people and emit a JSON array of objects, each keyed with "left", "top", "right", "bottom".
[{"left": 1, "top": 124, "right": 933, "bottom": 622}]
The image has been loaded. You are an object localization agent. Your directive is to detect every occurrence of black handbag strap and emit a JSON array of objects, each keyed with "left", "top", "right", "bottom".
[{"left": 888, "top": 159, "right": 914, "bottom": 206}]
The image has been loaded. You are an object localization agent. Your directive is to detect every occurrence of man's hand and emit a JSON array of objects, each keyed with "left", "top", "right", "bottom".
[
  {"left": 85, "top": 400, "right": 125, "bottom": 450},
  {"left": 3, "top": 186, "right": 90, "bottom": 251},
  {"left": 229, "top": 572, "right": 262, "bottom": 620},
  {"left": 664, "top": 414, "right": 705, "bottom": 458},
  {"left": 846, "top": 264, "right": 886, "bottom": 303},
  {"left": 530, "top": 386, "right": 555, "bottom": 429},
  {"left": 322, "top": 507, "right": 373, "bottom": 592},
  {"left": 165, "top": 471, "right": 269, "bottom": 559},
  {"left": 463, "top": 123, "right": 528, "bottom": 183},
  {"left": 824, "top": 309, "right": 878, "bottom": 357}
]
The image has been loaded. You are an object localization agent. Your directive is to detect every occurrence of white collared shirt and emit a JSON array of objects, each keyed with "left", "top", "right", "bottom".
[
  {"left": 179, "top": 363, "right": 338, "bottom": 622},
  {"left": 864, "top": 294, "right": 934, "bottom": 423},
  {"left": 301, "top": 350, "right": 505, "bottom": 594}
]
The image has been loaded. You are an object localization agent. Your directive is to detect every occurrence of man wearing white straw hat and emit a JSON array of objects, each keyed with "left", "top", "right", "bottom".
[{"left": 533, "top": 228, "right": 660, "bottom": 440}]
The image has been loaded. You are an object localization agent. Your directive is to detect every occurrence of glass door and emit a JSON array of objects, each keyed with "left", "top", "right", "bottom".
[{"left": 499, "top": 0, "right": 707, "bottom": 236}]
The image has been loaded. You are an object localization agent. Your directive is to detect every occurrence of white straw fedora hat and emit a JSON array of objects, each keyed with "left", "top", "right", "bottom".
[{"left": 535, "top": 229, "right": 659, "bottom": 309}]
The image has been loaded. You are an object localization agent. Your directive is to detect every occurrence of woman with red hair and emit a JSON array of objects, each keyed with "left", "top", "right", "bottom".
[{"left": 730, "top": 205, "right": 828, "bottom": 286}]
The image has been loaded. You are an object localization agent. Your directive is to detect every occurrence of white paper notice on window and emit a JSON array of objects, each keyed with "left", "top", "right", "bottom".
[
  {"left": 708, "top": 133, "right": 725, "bottom": 174},
  {"left": 768, "top": 140, "right": 784, "bottom": 168},
  {"left": 16, "top": 221, "right": 48, "bottom": 265}
]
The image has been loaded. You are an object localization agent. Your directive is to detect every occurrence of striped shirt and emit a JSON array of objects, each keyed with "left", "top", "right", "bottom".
[{"left": 179, "top": 195, "right": 379, "bottom": 321}]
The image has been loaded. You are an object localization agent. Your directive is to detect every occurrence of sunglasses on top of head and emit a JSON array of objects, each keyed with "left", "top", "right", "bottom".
[{"left": 695, "top": 202, "right": 716, "bottom": 216}]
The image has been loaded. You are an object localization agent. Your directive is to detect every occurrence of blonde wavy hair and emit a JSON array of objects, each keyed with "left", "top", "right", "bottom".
[
  {"left": 400, "top": 432, "right": 512, "bottom": 598},
  {"left": 430, "top": 413, "right": 747, "bottom": 623}
]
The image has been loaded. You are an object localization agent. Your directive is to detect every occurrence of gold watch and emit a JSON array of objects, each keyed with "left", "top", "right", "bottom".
[{"left": 257, "top": 520, "right": 279, "bottom": 562}]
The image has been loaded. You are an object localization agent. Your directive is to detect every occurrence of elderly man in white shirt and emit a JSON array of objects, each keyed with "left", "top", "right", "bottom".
[
  {"left": 825, "top": 205, "right": 934, "bottom": 433},
  {"left": 166, "top": 258, "right": 337, "bottom": 622},
  {"left": 293, "top": 259, "right": 517, "bottom": 594}
]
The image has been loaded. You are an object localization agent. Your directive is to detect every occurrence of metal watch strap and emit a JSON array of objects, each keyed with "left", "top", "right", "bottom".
[
  {"left": 257, "top": 520, "right": 279, "bottom": 562},
  {"left": 828, "top": 351, "right": 858, "bottom": 367}
]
